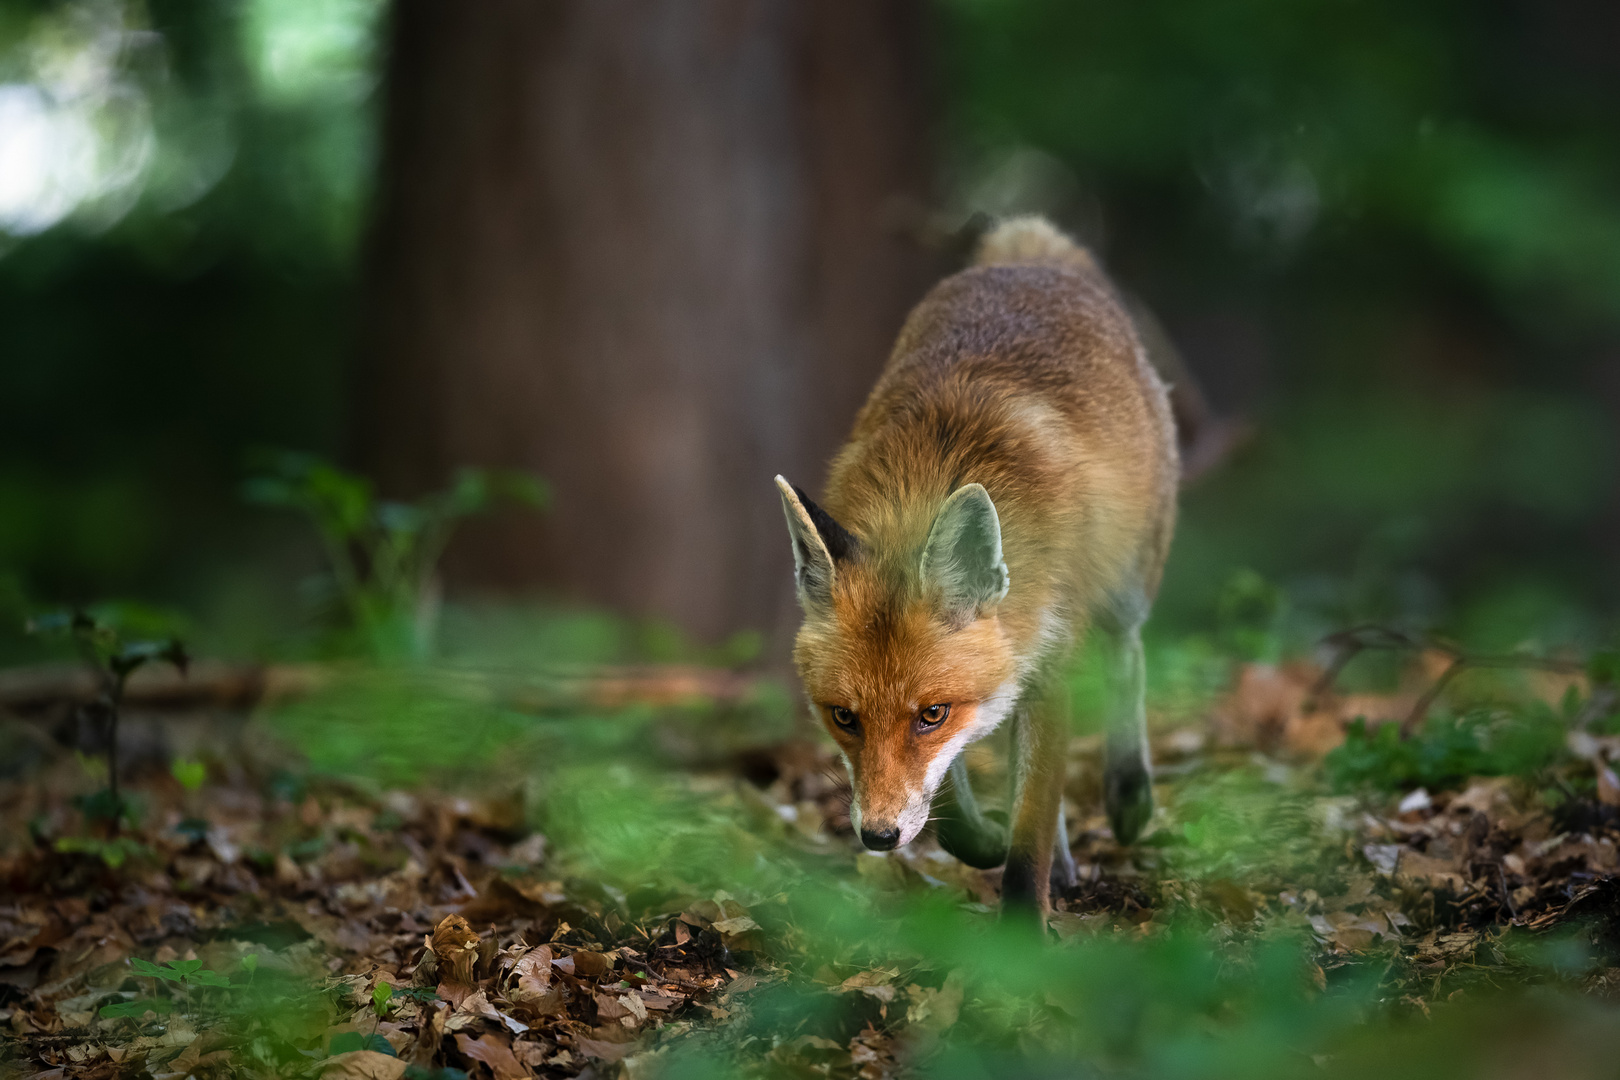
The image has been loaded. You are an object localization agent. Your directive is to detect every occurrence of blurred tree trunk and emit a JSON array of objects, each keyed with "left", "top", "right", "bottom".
[{"left": 356, "top": 0, "right": 939, "bottom": 651}]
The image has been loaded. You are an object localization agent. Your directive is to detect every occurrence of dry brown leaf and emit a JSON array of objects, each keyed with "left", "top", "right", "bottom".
[
  {"left": 320, "top": 1050, "right": 407, "bottom": 1080},
  {"left": 638, "top": 989, "right": 683, "bottom": 1011},
  {"left": 510, "top": 946, "right": 553, "bottom": 1002},
  {"left": 570, "top": 950, "right": 612, "bottom": 977},
  {"left": 436, "top": 981, "right": 475, "bottom": 1010},
  {"left": 711, "top": 915, "right": 760, "bottom": 935},
  {"left": 1397, "top": 849, "right": 1468, "bottom": 892},
  {"left": 573, "top": 1036, "right": 635, "bottom": 1063},
  {"left": 431, "top": 915, "right": 481, "bottom": 984},
  {"left": 455, "top": 1033, "right": 530, "bottom": 1080},
  {"left": 594, "top": 991, "right": 632, "bottom": 1021},
  {"left": 904, "top": 972, "right": 963, "bottom": 1033},
  {"left": 1598, "top": 764, "right": 1620, "bottom": 807}
]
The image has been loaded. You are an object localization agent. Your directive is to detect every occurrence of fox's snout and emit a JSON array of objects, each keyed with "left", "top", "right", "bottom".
[
  {"left": 846, "top": 762, "right": 938, "bottom": 851},
  {"left": 859, "top": 825, "right": 901, "bottom": 851}
]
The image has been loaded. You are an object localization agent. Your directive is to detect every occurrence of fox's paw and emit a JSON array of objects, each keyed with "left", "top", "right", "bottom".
[
  {"left": 1050, "top": 841, "right": 1079, "bottom": 892},
  {"left": 1105, "top": 764, "right": 1153, "bottom": 846}
]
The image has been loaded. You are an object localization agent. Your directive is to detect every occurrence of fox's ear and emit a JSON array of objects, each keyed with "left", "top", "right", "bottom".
[
  {"left": 775, "top": 476, "right": 858, "bottom": 610},
  {"left": 921, "top": 483, "right": 1009, "bottom": 618}
]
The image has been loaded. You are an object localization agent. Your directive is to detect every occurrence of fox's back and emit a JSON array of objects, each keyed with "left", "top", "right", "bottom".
[{"left": 822, "top": 226, "right": 1178, "bottom": 649}]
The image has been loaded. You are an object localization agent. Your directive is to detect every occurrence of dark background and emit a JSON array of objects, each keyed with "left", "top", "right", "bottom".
[{"left": 2, "top": 0, "right": 1616, "bottom": 667}]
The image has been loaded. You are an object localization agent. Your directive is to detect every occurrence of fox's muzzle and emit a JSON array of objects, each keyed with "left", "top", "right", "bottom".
[{"left": 859, "top": 825, "right": 901, "bottom": 851}]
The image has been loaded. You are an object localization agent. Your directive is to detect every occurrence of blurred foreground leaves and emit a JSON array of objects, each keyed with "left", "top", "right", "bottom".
[{"left": 6, "top": 636, "right": 1620, "bottom": 1078}]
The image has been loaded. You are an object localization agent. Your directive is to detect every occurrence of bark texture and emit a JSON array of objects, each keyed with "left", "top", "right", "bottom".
[{"left": 357, "top": 0, "right": 940, "bottom": 647}]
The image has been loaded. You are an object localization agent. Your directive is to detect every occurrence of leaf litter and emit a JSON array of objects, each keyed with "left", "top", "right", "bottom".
[{"left": 2, "top": 654, "right": 1620, "bottom": 1078}]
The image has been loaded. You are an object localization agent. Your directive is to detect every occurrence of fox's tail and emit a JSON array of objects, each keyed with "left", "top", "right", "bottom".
[{"left": 973, "top": 215, "right": 1097, "bottom": 272}]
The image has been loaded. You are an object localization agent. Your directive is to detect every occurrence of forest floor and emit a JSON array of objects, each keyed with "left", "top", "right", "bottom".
[{"left": 4, "top": 653, "right": 1620, "bottom": 1079}]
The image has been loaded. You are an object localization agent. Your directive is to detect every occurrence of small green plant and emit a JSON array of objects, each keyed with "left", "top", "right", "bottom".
[
  {"left": 26, "top": 609, "right": 188, "bottom": 835},
  {"left": 53, "top": 835, "right": 150, "bottom": 868},
  {"left": 99, "top": 997, "right": 175, "bottom": 1019},
  {"left": 245, "top": 451, "right": 547, "bottom": 659},
  {"left": 171, "top": 758, "right": 207, "bottom": 792},
  {"left": 104, "top": 957, "right": 233, "bottom": 1022},
  {"left": 131, "top": 956, "right": 233, "bottom": 988},
  {"left": 329, "top": 1031, "right": 397, "bottom": 1056},
  {"left": 1216, "top": 568, "right": 1287, "bottom": 663},
  {"left": 1325, "top": 704, "right": 1567, "bottom": 792},
  {"left": 371, "top": 980, "right": 394, "bottom": 1017}
]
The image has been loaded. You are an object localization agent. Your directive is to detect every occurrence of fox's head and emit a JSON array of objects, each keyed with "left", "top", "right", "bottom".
[{"left": 775, "top": 475, "right": 1019, "bottom": 851}]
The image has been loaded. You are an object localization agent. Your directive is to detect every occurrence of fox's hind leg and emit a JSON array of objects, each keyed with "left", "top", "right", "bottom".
[
  {"left": 1051, "top": 800, "right": 1078, "bottom": 891},
  {"left": 1097, "top": 594, "right": 1153, "bottom": 845}
]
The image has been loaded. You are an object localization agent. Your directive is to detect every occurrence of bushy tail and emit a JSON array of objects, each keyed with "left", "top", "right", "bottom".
[{"left": 973, "top": 215, "right": 1096, "bottom": 271}]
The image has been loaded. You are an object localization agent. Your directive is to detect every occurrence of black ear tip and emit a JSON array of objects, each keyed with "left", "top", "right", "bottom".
[{"left": 792, "top": 487, "right": 860, "bottom": 563}]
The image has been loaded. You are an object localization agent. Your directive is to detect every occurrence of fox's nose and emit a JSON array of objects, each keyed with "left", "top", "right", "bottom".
[{"left": 860, "top": 826, "right": 901, "bottom": 851}]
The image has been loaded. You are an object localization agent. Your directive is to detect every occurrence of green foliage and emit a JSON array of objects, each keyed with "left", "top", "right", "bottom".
[
  {"left": 371, "top": 981, "right": 393, "bottom": 1017},
  {"left": 72, "top": 786, "right": 133, "bottom": 826},
  {"left": 245, "top": 451, "right": 547, "bottom": 659},
  {"left": 1216, "top": 568, "right": 1287, "bottom": 663},
  {"left": 1170, "top": 768, "right": 1325, "bottom": 885},
  {"left": 27, "top": 607, "right": 188, "bottom": 838},
  {"left": 404, "top": 1068, "right": 467, "bottom": 1080},
  {"left": 330, "top": 1031, "right": 396, "bottom": 1056},
  {"left": 938, "top": 0, "right": 1620, "bottom": 327},
  {"left": 1325, "top": 705, "right": 1567, "bottom": 793},
  {"left": 171, "top": 758, "right": 207, "bottom": 792},
  {"left": 26, "top": 608, "right": 189, "bottom": 682},
  {"left": 53, "top": 835, "right": 149, "bottom": 868},
  {"left": 130, "top": 957, "right": 231, "bottom": 987}
]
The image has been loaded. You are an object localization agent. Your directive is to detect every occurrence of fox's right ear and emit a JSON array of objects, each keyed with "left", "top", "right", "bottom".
[{"left": 775, "top": 476, "right": 857, "bottom": 611}]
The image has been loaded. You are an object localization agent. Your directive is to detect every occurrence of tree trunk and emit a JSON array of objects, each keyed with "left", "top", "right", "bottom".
[{"left": 356, "top": 0, "right": 940, "bottom": 651}]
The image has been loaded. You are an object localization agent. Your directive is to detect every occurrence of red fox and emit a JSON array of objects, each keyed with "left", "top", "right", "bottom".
[{"left": 776, "top": 217, "right": 1178, "bottom": 918}]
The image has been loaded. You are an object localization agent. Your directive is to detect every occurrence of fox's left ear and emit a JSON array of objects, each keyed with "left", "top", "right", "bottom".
[
  {"left": 921, "top": 483, "right": 1010, "bottom": 617},
  {"left": 776, "top": 476, "right": 858, "bottom": 611}
]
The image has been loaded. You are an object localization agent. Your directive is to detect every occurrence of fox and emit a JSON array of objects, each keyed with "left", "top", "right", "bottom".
[{"left": 775, "top": 216, "right": 1178, "bottom": 919}]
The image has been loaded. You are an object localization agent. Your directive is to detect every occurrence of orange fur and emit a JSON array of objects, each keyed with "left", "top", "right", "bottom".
[{"left": 778, "top": 216, "right": 1178, "bottom": 918}]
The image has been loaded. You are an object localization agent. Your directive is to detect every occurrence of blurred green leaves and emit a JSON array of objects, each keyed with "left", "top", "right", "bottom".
[
  {"left": 1325, "top": 704, "right": 1568, "bottom": 793},
  {"left": 245, "top": 451, "right": 547, "bottom": 659},
  {"left": 939, "top": 0, "right": 1620, "bottom": 327}
]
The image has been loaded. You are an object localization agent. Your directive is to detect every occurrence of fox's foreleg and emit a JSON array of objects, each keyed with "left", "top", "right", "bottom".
[
  {"left": 935, "top": 746, "right": 1078, "bottom": 896},
  {"left": 933, "top": 756, "right": 1009, "bottom": 869},
  {"left": 1097, "top": 597, "right": 1153, "bottom": 845},
  {"left": 1000, "top": 687, "right": 1068, "bottom": 918}
]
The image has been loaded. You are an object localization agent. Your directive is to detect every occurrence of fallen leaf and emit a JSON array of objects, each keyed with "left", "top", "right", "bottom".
[
  {"left": 510, "top": 946, "right": 553, "bottom": 1002},
  {"left": 904, "top": 972, "right": 963, "bottom": 1032},
  {"left": 573, "top": 1037, "right": 635, "bottom": 1064},
  {"left": 1598, "top": 764, "right": 1620, "bottom": 807},
  {"left": 1398, "top": 788, "right": 1432, "bottom": 815},
  {"left": 637, "top": 989, "right": 683, "bottom": 1011},
  {"left": 431, "top": 915, "right": 481, "bottom": 984},
  {"left": 454, "top": 1033, "right": 530, "bottom": 1080},
  {"left": 595, "top": 991, "right": 632, "bottom": 1021},
  {"left": 1363, "top": 844, "right": 1402, "bottom": 874},
  {"left": 1397, "top": 849, "right": 1468, "bottom": 892},
  {"left": 570, "top": 950, "right": 611, "bottom": 978},
  {"left": 320, "top": 1050, "right": 407, "bottom": 1080}
]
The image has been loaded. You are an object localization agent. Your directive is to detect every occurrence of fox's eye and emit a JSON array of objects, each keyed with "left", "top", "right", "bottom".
[
  {"left": 830, "top": 706, "right": 859, "bottom": 732},
  {"left": 917, "top": 703, "right": 950, "bottom": 729}
]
